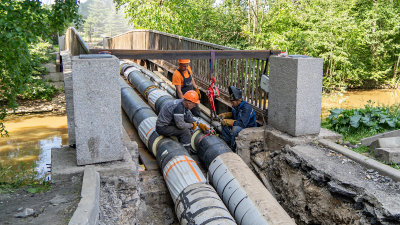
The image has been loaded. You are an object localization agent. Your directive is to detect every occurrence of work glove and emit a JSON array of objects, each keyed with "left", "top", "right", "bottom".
[
  {"left": 218, "top": 112, "right": 233, "bottom": 119},
  {"left": 198, "top": 123, "right": 209, "bottom": 131},
  {"left": 192, "top": 122, "right": 198, "bottom": 130},
  {"left": 195, "top": 88, "right": 201, "bottom": 99},
  {"left": 221, "top": 119, "right": 236, "bottom": 126}
]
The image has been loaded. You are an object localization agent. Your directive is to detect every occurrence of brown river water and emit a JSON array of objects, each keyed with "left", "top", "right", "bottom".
[
  {"left": 0, "top": 89, "right": 399, "bottom": 174},
  {"left": 0, "top": 115, "right": 68, "bottom": 177}
]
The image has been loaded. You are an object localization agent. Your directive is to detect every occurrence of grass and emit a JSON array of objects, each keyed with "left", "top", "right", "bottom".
[{"left": 0, "top": 162, "right": 51, "bottom": 193}]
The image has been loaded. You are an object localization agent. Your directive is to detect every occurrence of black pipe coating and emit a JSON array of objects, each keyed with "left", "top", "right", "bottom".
[
  {"left": 154, "top": 95, "right": 175, "bottom": 113},
  {"left": 195, "top": 134, "right": 232, "bottom": 168},
  {"left": 156, "top": 138, "right": 190, "bottom": 169},
  {"left": 126, "top": 70, "right": 157, "bottom": 97}
]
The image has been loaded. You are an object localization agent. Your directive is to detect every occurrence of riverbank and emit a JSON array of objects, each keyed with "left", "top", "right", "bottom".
[{"left": 0, "top": 60, "right": 76, "bottom": 224}]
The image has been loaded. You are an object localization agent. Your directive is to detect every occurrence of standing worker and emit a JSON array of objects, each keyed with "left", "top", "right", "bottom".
[
  {"left": 172, "top": 59, "right": 201, "bottom": 116},
  {"left": 156, "top": 90, "right": 209, "bottom": 153},
  {"left": 218, "top": 86, "right": 257, "bottom": 151}
]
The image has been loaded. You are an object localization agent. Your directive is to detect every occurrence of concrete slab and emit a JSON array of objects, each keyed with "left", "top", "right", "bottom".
[
  {"left": 43, "top": 72, "right": 64, "bottom": 82},
  {"left": 374, "top": 148, "right": 400, "bottom": 164},
  {"left": 265, "top": 126, "right": 342, "bottom": 151},
  {"left": 370, "top": 136, "right": 400, "bottom": 151},
  {"left": 72, "top": 55, "right": 123, "bottom": 165},
  {"left": 52, "top": 126, "right": 139, "bottom": 183},
  {"left": 361, "top": 129, "right": 400, "bottom": 146},
  {"left": 43, "top": 63, "right": 57, "bottom": 73},
  {"left": 48, "top": 81, "right": 64, "bottom": 89},
  {"left": 268, "top": 56, "right": 323, "bottom": 136},
  {"left": 318, "top": 139, "right": 400, "bottom": 182}
]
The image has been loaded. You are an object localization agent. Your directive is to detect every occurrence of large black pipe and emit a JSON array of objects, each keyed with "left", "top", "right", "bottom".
[
  {"left": 120, "top": 61, "right": 295, "bottom": 225},
  {"left": 120, "top": 76, "right": 236, "bottom": 225}
]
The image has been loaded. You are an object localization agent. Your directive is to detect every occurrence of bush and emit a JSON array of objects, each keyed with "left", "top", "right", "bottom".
[
  {"left": 323, "top": 101, "right": 400, "bottom": 143},
  {"left": 20, "top": 77, "right": 57, "bottom": 101}
]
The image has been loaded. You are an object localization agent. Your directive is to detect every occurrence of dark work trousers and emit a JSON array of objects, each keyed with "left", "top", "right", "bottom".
[{"left": 156, "top": 125, "right": 192, "bottom": 152}]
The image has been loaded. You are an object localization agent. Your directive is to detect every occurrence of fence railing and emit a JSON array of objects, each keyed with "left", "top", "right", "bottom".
[
  {"left": 65, "top": 27, "right": 90, "bottom": 56},
  {"left": 107, "top": 30, "right": 275, "bottom": 118}
]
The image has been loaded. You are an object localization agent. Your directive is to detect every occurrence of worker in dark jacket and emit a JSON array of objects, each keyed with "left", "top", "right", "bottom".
[
  {"left": 218, "top": 86, "right": 257, "bottom": 150},
  {"left": 156, "top": 90, "right": 208, "bottom": 153},
  {"left": 172, "top": 59, "right": 201, "bottom": 116}
]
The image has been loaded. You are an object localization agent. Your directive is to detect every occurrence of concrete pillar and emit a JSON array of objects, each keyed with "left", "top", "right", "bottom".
[
  {"left": 72, "top": 55, "right": 123, "bottom": 165},
  {"left": 268, "top": 56, "right": 323, "bottom": 136},
  {"left": 58, "top": 35, "right": 65, "bottom": 51}
]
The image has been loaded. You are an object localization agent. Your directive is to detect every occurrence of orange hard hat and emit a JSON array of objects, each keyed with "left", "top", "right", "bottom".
[
  {"left": 183, "top": 90, "right": 200, "bottom": 104},
  {"left": 178, "top": 59, "right": 190, "bottom": 64}
]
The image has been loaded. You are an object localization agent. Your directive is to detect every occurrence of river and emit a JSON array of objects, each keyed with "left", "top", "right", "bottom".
[{"left": 0, "top": 115, "right": 68, "bottom": 178}]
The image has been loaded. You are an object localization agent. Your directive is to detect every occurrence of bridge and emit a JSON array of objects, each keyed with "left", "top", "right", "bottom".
[{"left": 53, "top": 27, "right": 400, "bottom": 225}]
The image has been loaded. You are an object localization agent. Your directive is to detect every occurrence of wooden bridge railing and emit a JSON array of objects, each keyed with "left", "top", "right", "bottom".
[
  {"left": 65, "top": 27, "right": 90, "bottom": 56},
  {"left": 107, "top": 30, "right": 277, "bottom": 119}
]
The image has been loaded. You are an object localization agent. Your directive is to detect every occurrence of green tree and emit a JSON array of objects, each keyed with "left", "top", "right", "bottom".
[
  {"left": 0, "top": 0, "right": 81, "bottom": 137},
  {"left": 114, "top": 0, "right": 247, "bottom": 48}
]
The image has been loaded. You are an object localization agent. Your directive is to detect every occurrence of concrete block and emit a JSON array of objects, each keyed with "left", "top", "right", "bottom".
[
  {"left": 236, "top": 127, "right": 266, "bottom": 164},
  {"left": 361, "top": 129, "right": 400, "bottom": 146},
  {"left": 72, "top": 55, "right": 123, "bottom": 165},
  {"left": 370, "top": 136, "right": 400, "bottom": 151},
  {"left": 61, "top": 51, "right": 75, "bottom": 146},
  {"left": 268, "top": 56, "right": 323, "bottom": 136},
  {"left": 374, "top": 148, "right": 400, "bottom": 164}
]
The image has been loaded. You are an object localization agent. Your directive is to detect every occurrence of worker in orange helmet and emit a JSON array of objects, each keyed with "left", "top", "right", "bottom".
[
  {"left": 156, "top": 90, "right": 209, "bottom": 153},
  {"left": 172, "top": 59, "right": 201, "bottom": 116}
]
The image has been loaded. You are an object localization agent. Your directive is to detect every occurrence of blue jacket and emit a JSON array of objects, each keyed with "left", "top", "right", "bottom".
[{"left": 232, "top": 101, "right": 257, "bottom": 128}]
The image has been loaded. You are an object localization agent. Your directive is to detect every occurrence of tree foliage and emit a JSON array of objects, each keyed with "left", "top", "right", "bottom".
[
  {"left": 115, "top": 0, "right": 400, "bottom": 89},
  {"left": 78, "top": 0, "right": 132, "bottom": 39},
  {"left": 0, "top": 0, "right": 81, "bottom": 136}
]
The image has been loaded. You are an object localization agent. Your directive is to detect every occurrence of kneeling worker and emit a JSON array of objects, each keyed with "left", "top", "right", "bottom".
[
  {"left": 218, "top": 86, "right": 257, "bottom": 150},
  {"left": 156, "top": 90, "right": 209, "bottom": 153}
]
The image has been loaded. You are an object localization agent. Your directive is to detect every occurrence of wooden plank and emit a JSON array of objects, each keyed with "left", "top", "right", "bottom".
[
  {"left": 256, "top": 59, "right": 260, "bottom": 107},
  {"left": 89, "top": 49, "right": 281, "bottom": 60},
  {"left": 247, "top": 59, "right": 251, "bottom": 103}
]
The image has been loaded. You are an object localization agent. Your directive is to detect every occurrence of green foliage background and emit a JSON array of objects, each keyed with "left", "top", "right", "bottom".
[
  {"left": 114, "top": 0, "right": 400, "bottom": 89},
  {"left": 77, "top": 0, "right": 133, "bottom": 40},
  {"left": 0, "top": 0, "right": 81, "bottom": 136}
]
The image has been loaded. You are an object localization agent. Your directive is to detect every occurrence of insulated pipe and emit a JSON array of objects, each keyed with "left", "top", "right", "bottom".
[
  {"left": 121, "top": 62, "right": 211, "bottom": 133},
  {"left": 120, "top": 63, "right": 295, "bottom": 225},
  {"left": 120, "top": 77, "right": 236, "bottom": 225},
  {"left": 121, "top": 62, "right": 176, "bottom": 96},
  {"left": 120, "top": 61, "right": 222, "bottom": 133}
]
